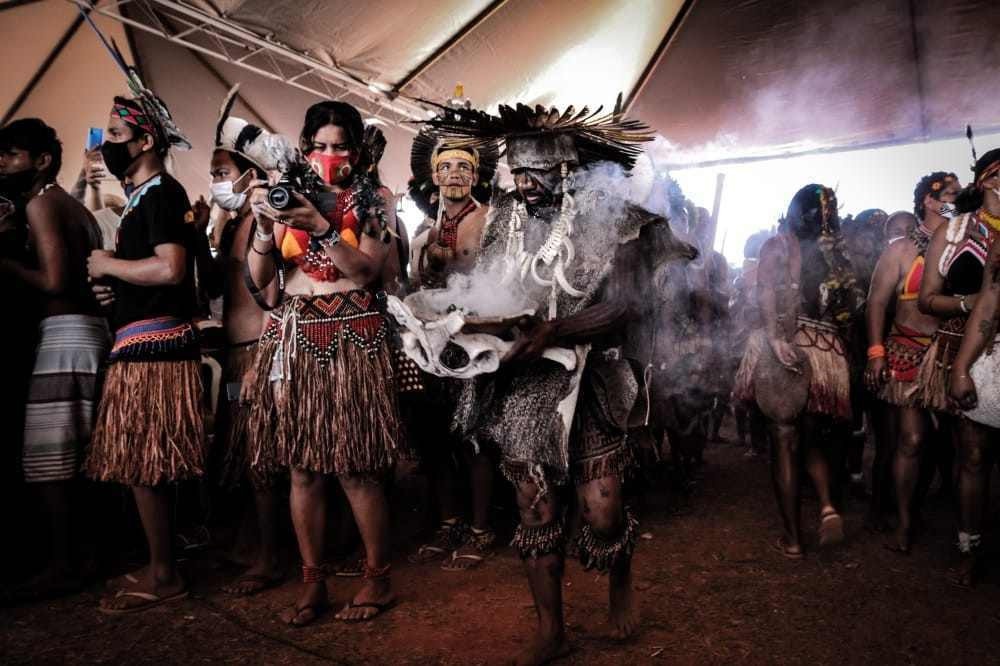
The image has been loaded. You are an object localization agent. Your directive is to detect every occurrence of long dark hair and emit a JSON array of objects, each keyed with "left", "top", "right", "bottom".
[
  {"left": 913, "top": 171, "right": 957, "bottom": 219},
  {"left": 299, "top": 101, "right": 369, "bottom": 175}
]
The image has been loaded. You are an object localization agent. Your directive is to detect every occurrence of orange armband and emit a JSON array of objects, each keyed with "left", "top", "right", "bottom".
[{"left": 867, "top": 344, "right": 886, "bottom": 360}]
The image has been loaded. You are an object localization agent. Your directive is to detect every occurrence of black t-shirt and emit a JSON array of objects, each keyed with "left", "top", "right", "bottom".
[{"left": 112, "top": 173, "right": 197, "bottom": 329}]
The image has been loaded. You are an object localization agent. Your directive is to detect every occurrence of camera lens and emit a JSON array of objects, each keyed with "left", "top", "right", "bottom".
[{"left": 267, "top": 185, "right": 291, "bottom": 210}]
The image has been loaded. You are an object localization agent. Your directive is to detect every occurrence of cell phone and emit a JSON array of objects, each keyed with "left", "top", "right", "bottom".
[
  {"left": 87, "top": 127, "right": 104, "bottom": 151},
  {"left": 225, "top": 381, "right": 242, "bottom": 402}
]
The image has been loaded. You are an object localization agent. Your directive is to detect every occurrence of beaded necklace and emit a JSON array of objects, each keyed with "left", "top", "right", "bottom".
[{"left": 437, "top": 199, "right": 477, "bottom": 250}]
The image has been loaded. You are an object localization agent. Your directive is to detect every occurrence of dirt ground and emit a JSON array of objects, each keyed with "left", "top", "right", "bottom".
[{"left": 2, "top": 436, "right": 999, "bottom": 665}]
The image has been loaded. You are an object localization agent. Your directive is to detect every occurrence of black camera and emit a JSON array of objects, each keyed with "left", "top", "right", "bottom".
[{"left": 267, "top": 157, "right": 325, "bottom": 211}]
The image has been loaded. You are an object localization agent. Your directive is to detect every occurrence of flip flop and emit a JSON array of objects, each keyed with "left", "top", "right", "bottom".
[
  {"left": 98, "top": 588, "right": 189, "bottom": 615},
  {"left": 407, "top": 544, "right": 449, "bottom": 565},
  {"left": 222, "top": 572, "right": 285, "bottom": 596},
  {"left": 335, "top": 599, "right": 397, "bottom": 623},
  {"left": 441, "top": 551, "right": 491, "bottom": 572},
  {"left": 283, "top": 601, "right": 330, "bottom": 627},
  {"left": 818, "top": 510, "right": 844, "bottom": 547}
]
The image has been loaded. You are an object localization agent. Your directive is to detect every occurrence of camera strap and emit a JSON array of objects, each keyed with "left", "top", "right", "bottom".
[{"left": 242, "top": 216, "right": 285, "bottom": 311}]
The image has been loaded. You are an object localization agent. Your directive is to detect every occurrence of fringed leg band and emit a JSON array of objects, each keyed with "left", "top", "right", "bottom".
[
  {"left": 511, "top": 521, "right": 565, "bottom": 560},
  {"left": 577, "top": 508, "right": 639, "bottom": 572},
  {"left": 302, "top": 564, "right": 327, "bottom": 583}
]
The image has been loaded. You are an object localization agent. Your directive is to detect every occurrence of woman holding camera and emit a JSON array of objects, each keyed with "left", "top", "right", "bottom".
[{"left": 244, "top": 101, "right": 400, "bottom": 625}]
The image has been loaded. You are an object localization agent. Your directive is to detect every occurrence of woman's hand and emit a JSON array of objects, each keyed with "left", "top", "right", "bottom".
[
  {"left": 247, "top": 179, "right": 277, "bottom": 233},
  {"left": 768, "top": 337, "right": 802, "bottom": 373},
  {"left": 864, "top": 356, "right": 888, "bottom": 393},
  {"left": 949, "top": 368, "right": 978, "bottom": 411},
  {"left": 279, "top": 192, "right": 330, "bottom": 236},
  {"left": 240, "top": 366, "right": 257, "bottom": 405}
]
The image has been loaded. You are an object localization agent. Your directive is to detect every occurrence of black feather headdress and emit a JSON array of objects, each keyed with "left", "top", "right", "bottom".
[
  {"left": 407, "top": 128, "right": 499, "bottom": 218},
  {"left": 419, "top": 93, "right": 653, "bottom": 171}
]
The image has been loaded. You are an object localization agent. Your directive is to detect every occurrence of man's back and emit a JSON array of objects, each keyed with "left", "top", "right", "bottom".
[{"left": 25, "top": 185, "right": 101, "bottom": 317}]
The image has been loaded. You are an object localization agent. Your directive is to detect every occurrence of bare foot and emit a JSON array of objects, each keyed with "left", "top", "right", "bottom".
[
  {"left": 609, "top": 564, "right": 638, "bottom": 639},
  {"left": 334, "top": 578, "right": 395, "bottom": 622},
  {"left": 511, "top": 631, "right": 570, "bottom": 666},
  {"left": 280, "top": 581, "right": 329, "bottom": 626}
]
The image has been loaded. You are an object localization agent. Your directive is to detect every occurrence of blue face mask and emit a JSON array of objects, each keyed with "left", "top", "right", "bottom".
[{"left": 123, "top": 182, "right": 136, "bottom": 199}]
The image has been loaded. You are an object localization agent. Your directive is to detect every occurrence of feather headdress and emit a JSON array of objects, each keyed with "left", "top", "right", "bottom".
[
  {"left": 420, "top": 93, "right": 653, "bottom": 170},
  {"left": 214, "top": 84, "right": 294, "bottom": 171},
  {"left": 407, "top": 127, "right": 499, "bottom": 217},
  {"left": 82, "top": 9, "right": 189, "bottom": 150}
]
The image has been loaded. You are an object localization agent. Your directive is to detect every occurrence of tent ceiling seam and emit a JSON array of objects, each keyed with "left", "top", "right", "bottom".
[
  {"left": 2, "top": 4, "right": 90, "bottom": 126},
  {"left": 624, "top": 0, "right": 698, "bottom": 115},
  {"left": 393, "top": 0, "right": 510, "bottom": 93}
]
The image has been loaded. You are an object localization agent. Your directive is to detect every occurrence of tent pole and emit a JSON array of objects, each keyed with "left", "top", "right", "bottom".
[
  {"left": 2, "top": 6, "right": 90, "bottom": 126},
  {"left": 709, "top": 172, "right": 724, "bottom": 249},
  {"left": 623, "top": 0, "right": 698, "bottom": 115},
  {"left": 0, "top": 0, "right": 46, "bottom": 13}
]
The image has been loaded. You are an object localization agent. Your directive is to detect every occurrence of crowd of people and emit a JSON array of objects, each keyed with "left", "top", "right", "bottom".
[{"left": 1, "top": 61, "right": 998, "bottom": 665}]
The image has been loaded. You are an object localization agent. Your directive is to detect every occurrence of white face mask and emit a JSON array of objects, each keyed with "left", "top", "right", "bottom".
[
  {"left": 938, "top": 202, "right": 958, "bottom": 220},
  {"left": 210, "top": 179, "right": 247, "bottom": 211},
  {"left": 991, "top": 186, "right": 1000, "bottom": 200}
]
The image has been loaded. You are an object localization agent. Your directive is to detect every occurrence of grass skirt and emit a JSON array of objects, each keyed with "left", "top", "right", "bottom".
[
  {"left": 917, "top": 316, "right": 965, "bottom": 413},
  {"left": 879, "top": 323, "right": 932, "bottom": 407},
  {"left": 246, "top": 292, "right": 401, "bottom": 477},
  {"left": 85, "top": 359, "right": 204, "bottom": 486},
  {"left": 733, "top": 318, "right": 850, "bottom": 421},
  {"left": 215, "top": 341, "right": 275, "bottom": 489}
]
